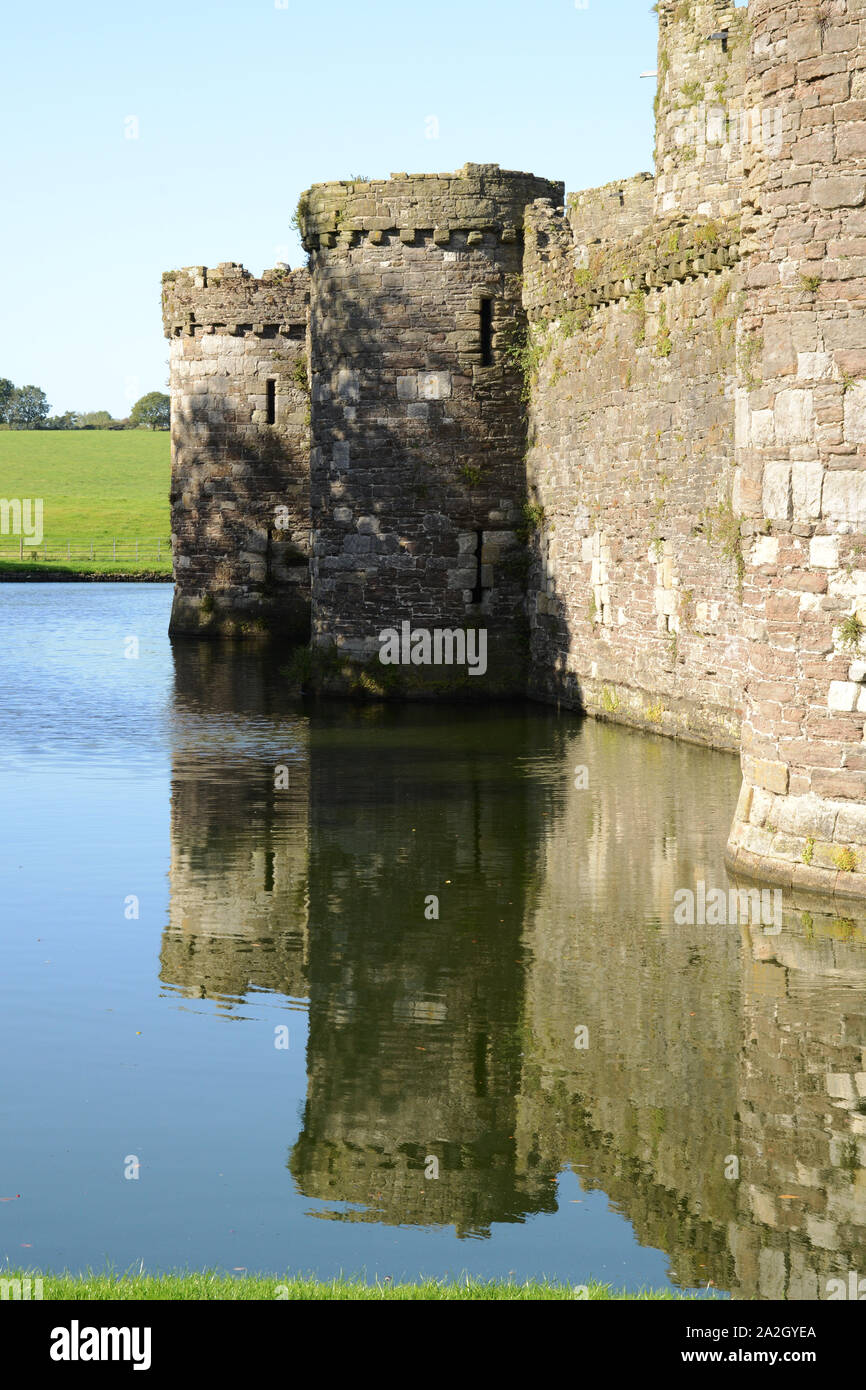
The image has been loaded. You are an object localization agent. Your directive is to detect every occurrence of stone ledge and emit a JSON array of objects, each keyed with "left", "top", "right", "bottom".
[{"left": 725, "top": 842, "right": 866, "bottom": 902}]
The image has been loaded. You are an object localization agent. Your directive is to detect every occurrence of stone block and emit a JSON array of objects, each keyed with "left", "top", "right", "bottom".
[
  {"left": 822, "top": 470, "right": 866, "bottom": 524},
  {"left": 812, "top": 177, "right": 866, "bottom": 209},
  {"left": 750, "top": 758, "right": 790, "bottom": 795},
  {"left": 419, "top": 371, "right": 451, "bottom": 401},
  {"left": 334, "top": 367, "right": 359, "bottom": 403},
  {"left": 791, "top": 460, "right": 824, "bottom": 518},
  {"left": 752, "top": 535, "right": 779, "bottom": 566},
  {"left": 826, "top": 1073, "right": 857, "bottom": 1101},
  {"left": 774, "top": 388, "right": 814, "bottom": 444},
  {"left": 763, "top": 463, "right": 792, "bottom": 520},
  {"left": 836, "top": 802, "right": 866, "bottom": 840},
  {"left": 751, "top": 409, "right": 775, "bottom": 446},
  {"left": 810, "top": 535, "right": 839, "bottom": 568},
  {"left": 797, "top": 351, "right": 836, "bottom": 381},
  {"left": 843, "top": 380, "right": 866, "bottom": 443},
  {"left": 828, "top": 680, "right": 859, "bottom": 710}
]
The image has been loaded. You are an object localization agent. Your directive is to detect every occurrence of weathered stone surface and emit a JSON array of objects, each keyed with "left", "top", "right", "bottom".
[{"left": 161, "top": 264, "right": 311, "bottom": 639}]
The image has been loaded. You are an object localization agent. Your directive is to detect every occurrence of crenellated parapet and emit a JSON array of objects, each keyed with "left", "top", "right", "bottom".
[
  {"left": 162, "top": 261, "right": 309, "bottom": 338},
  {"left": 522, "top": 195, "right": 741, "bottom": 321},
  {"left": 297, "top": 163, "right": 561, "bottom": 251}
]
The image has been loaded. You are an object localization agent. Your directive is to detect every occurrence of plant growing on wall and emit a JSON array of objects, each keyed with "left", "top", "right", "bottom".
[
  {"left": 655, "top": 302, "right": 672, "bottom": 358},
  {"left": 837, "top": 613, "right": 865, "bottom": 651},
  {"left": 698, "top": 495, "right": 745, "bottom": 596},
  {"left": 291, "top": 193, "right": 309, "bottom": 236}
]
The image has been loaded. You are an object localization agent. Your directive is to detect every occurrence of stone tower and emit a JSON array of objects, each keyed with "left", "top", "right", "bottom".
[
  {"left": 296, "top": 164, "right": 562, "bottom": 694},
  {"left": 654, "top": 0, "right": 749, "bottom": 221},
  {"left": 726, "top": 0, "right": 866, "bottom": 895},
  {"left": 162, "top": 262, "right": 311, "bottom": 639}
]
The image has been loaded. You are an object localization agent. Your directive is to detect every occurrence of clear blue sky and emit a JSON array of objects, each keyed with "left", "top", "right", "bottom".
[{"left": 1, "top": 0, "right": 658, "bottom": 417}]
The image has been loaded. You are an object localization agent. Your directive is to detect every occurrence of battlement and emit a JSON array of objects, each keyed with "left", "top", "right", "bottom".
[
  {"left": 161, "top": 262, "right": 309, "bottom": 338},
  {"left": 297, "top": 163, "right": 563, "bottom": 249},
  {"left": 567, "top": 173, "right": 656, "bottom": 247},
  {"left": 523, "top": 196, "right": 741, "bottom": 318}
]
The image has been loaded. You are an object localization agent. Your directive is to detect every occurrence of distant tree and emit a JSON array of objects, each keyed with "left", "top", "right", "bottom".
[
  {"left": 8, "top": 385, "right": 50, "bottom": 429},
  {"left": 129, "top": 391, "right": 170, "bottom": 429},
  {"left": 44, "top": 411, "right": 80, "bottom": 430},
  {"left": 0, "top": 378, "right": 14, "bottom": 423},
  {"left": 77, "top": 410, "right": 114, "bottom": 429}
]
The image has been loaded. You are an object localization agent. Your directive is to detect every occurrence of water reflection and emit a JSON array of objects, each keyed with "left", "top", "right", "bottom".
[
  {"left": 163, "top": 641, "right": 866, "bottom": 1296},
  {"left": 161, "top": 642, "right": 309, "bottom": 1006}
]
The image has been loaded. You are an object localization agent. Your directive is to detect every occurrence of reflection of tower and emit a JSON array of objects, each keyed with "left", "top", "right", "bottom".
[
  {"left": 161, "top": 641, "right": 310, "bottom": 1004},
  {"left": 289, "top": 707, "right": 556, "bottom": 1235},
  {"left": 731, "top": 911, "right": 866, "bottom": 1300},
  {"left": 516, "top": 721, "right": 743, "bottom": 1292}
]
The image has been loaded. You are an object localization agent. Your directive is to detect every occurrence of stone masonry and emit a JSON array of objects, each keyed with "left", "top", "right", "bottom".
[
  {"left": 299, "top": 166, "right": 561, "bottom": 692},
  {"left": 163, "top": 0, "right": 866, "bottom": 897},
  {"left": 162, "top": 262, "right": 310, "bottom": 638}
]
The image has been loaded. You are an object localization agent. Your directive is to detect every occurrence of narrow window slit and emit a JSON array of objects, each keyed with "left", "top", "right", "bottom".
[
  {"left": 266, "top": 378, "right": 277, "bottom": 425},
  {"left": 479, "top": 298, "right": 493, "bottom": 366},
  {"left": 471, "top": 528, "right": 484, "bottom": 604}
]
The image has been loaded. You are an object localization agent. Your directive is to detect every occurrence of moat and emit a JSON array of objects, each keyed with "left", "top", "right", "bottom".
[{"left": 2, "top": 584, "right": 865, "bottom": 1298}]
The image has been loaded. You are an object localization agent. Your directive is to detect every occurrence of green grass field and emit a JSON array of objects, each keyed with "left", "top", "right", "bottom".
[
  {"left": 1, "top": 1271, "right": 708, "bottom": 1301},
  {"left": 0, "top": 429, "right": 171, "bottom": 575}
]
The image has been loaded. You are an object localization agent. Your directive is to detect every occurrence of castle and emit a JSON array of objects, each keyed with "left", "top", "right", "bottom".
[{"left": 162, "top": 0, "right": 866, "bottom": 899}]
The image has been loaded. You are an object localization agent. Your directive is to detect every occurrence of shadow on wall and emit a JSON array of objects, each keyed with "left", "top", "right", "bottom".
[
  {"left": 169, "top": 369, "right": 311, "bottom": 642},
  {"left": 302, "top": 232, "right": 535, "bottom": 698}
]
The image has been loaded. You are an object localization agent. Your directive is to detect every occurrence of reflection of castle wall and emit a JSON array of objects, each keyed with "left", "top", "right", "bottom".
[
  {"left": 290, "top": 708, "right": 556, "bottom": 1235},
  {"left": 159, "top": 655, "right": 866, "bottom": 1287},
  {"left": 162, "top": 642, "right": 310, "bottom": 1003},
  {"left": 517, "top": 721, "right": 744, "bottom": 1290},
  {"left": 731, "top": 915, "right": 866, "bottom": 1300}
]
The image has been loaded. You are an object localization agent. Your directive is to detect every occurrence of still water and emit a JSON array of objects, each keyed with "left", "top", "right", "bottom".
[{"left": 1, "top": 584, "right": 865, "bottom": 1298}]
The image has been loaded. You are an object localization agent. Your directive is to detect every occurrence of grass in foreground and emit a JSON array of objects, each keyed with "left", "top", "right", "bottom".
[
  {"left": 2, "top": 1270, "right": 713, "bottom": 1301},
  {"left": 0, "top": 430, "right": 171, "bottom": 575}
]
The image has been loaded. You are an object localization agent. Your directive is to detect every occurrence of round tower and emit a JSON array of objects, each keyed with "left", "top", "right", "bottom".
[
  {"left": 726, "top": 0, "right": 866, "bottom": 896},
  {"left": 297, "top": 163, "right": 562, "bottom": 695},
  {"left": 162, "top": 262, "right": 311, "bottom": 639},
  {"left": 654, "top": 0, "right": 750, "bottom": 222}
]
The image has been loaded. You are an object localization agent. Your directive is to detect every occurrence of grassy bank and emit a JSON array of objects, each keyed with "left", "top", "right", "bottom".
[
  {"left": 2, "top": 1271, "right": 710, "bottom": 1301},
  {"left": 0, "top": 430, "right": 171, "bottom": 576}
]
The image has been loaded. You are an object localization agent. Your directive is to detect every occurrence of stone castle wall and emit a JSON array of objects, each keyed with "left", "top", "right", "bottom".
[
  {"left": 161, "top": 0, "right": 866, "bottom": 898},
  {"left": 521, "top": 193, "right": 746, "bottom": 748}
]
